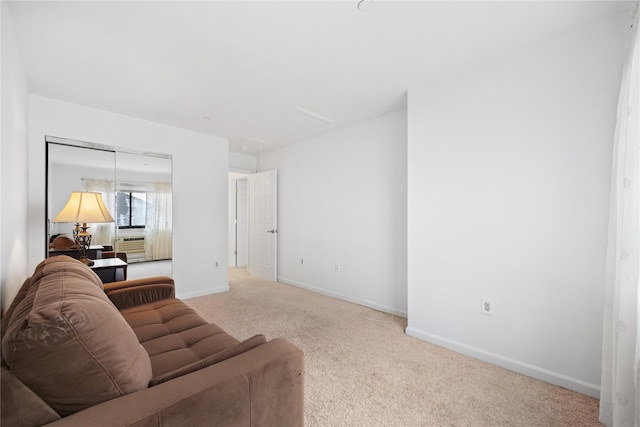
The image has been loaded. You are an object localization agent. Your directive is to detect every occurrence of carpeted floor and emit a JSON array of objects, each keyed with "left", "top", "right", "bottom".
[{"left": 186, "top": 268, "right": 601, "bottom": 426}]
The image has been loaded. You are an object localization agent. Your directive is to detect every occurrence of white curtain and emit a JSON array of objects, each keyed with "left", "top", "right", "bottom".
[
  {"left": 83, "top": 178, "right": 116, "bottom": 247},
  {"left": 145, "top": 182, "right": 172, "bottom": 260},
  {"left": 601, "top": 5, "right": 640, "bottom": 427}
]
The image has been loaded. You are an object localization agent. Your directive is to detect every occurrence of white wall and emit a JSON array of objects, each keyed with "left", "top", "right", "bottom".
[
  {"left": 229, "top": 151, "right": 257, "bottom": 173},
  {"left": 1, "top": 2, "right": 30, "bottom": 311},
  {"left": 28, "top": 96, "right": 230, "bottom": 298},
  {"left": 407, "top": 14, "right": 631, "bottom": 397},
  {"left": 260, "top": 109, "right": 408, "bottom": 316}
]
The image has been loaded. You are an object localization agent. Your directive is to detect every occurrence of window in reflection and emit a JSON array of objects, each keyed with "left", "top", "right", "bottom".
[{"left": 117, "top": 191, "right": 147, "bottom": 228}]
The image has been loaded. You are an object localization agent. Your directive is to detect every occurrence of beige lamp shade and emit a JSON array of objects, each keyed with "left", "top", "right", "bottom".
[{"left": 53, "top": 192, "right": 114, "bottom": 224}]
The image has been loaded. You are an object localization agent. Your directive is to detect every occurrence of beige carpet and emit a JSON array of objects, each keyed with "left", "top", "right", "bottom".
[{"left": 186, "top": 268, "right": 601, "bottom": 427}]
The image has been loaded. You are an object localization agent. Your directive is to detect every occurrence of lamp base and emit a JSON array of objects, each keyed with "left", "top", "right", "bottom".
[{"left": 79, "top": 257, "right": 95, "bottom": 267}]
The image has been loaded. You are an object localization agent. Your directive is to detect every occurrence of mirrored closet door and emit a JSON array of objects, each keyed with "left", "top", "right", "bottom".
[{"left": 46, "top": 136, "right": 173, "bottom": 277}]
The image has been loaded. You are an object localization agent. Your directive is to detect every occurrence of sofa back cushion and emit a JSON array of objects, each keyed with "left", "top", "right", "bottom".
[{"left": 1, "top": 256, "right": 152, "bottom": 416}]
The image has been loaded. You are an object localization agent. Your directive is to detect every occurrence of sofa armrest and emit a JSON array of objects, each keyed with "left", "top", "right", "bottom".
[
  {"left": 43, "top": 338, "right": 304, "bottom": 427},
  {"left": 103, "top": 276, "right": 175, "bottom": 310},
  {"left": 2, "top": 367, "right": 61, "bottom": 427}
]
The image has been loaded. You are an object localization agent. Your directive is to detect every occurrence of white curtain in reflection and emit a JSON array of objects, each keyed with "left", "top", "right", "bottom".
[
  {"left": 146, "top": 182, "right": 172, "bottom": 260},
  {"left": 600, "top": 6, "right": 639, "bottom": 427},
  {"left": 83, "top": 178, "right": 116, "bottom": 247}
]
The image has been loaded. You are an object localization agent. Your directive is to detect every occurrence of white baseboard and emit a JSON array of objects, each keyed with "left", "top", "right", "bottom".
[
  {"left": 279, "top": 276, "right": 407, "bottom": 318},
  {"left": 405, "top": 327, "right": 600, "bottom": 398},
  {"left": 178, "top": 285, "right": 229, "bottom": 300}
]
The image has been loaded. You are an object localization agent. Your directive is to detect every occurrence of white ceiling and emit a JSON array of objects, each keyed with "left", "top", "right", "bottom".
[{"left": 8, "top": 0, "right": 635, "bottom": 155}]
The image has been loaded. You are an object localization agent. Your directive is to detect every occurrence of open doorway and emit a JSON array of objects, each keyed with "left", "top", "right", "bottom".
[
  {"left": 228, "top": 170, "right": 278, "bottom": 281},
  {"left": 228, "top": 172, "right": 249, "bottom": 267}
]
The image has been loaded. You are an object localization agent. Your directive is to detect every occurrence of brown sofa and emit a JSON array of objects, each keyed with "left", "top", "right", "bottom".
[{"left": 1, "top": 256, "right": 304, "bottom": 426}]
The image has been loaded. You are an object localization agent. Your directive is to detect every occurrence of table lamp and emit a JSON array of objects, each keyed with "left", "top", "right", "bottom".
[{"left": 53, "top": 191, "right": 114, "bottom": 266}]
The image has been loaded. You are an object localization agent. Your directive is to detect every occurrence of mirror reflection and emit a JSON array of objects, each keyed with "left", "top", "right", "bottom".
[
  {"left": 46, "top": 137, "right": 172, "bottom": 281},
  {"left": 115, "top": 151, "right": 172, "bottom": 263}
]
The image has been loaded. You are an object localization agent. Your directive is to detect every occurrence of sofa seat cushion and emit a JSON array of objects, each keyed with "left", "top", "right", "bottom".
[
  {"left": 120, "top": 299, "right": 242, "bottom": 378},
  {"left": 1, "top": 256, "right": 153, "bottom": 417}
]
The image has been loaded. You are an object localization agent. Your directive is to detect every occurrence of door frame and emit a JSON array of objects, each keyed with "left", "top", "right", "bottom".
[{"left": 228, "top": 172, "right": 248, "bottom": 267}]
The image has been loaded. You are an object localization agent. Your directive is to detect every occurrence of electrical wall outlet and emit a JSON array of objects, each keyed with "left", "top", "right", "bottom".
[
  {"left": 334, "top": 264, "right": 341, "bottom": 273},
  {"left": 215, "top": 261, "right": 219, "bottom": 267},
  {"left": 300, "top": 258, "right": 304, "bottom": 266},
  {"left": 481, "top": 298, "right": 494, "bottom": 316}
]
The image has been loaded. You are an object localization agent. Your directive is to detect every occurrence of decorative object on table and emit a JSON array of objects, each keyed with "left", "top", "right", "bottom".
[{"left": 53, "top": 192, "right": 114, "bottom": 266}]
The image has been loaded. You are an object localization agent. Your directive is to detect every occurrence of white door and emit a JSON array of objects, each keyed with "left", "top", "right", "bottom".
[{"left": 248, "top": 169, "right": 277, "bottom": 281}]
